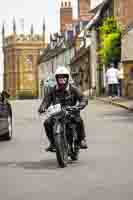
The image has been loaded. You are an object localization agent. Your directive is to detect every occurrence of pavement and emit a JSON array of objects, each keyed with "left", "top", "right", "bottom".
[{"left": 96, "top": 96, "right": 133, "bottom": 111}]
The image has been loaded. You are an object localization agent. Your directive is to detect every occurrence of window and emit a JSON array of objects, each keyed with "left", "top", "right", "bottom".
[{"left": 26, "top": 55, "right": 33, "bottom": 71}]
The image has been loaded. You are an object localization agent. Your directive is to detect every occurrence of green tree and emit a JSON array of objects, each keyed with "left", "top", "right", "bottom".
[{"left": 99, "top": 17, "right": 122, "bottom": 66}]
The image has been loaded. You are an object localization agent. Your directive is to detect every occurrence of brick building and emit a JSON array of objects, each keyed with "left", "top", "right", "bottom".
[{"left": 60, "top": 0, "right": 93, "bottom": 33}]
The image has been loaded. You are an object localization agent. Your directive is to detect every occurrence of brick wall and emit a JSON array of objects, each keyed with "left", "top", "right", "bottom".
[
  {"left": 114, "top": 0, "right": 133, "bottom": 28},
  {"left": 79, "top": 0, "right": 90, "bottom": 17}
]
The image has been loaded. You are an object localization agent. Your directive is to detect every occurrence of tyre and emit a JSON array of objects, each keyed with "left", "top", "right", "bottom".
[
  {"left": 4, "top": 116, "right": 12, "bottom": 140},
  {"left": 70, "top": 141, "right": 79, "bottom": 161},
  {"left": 55, "top": 134, "right": 68, "bottom": 168},
  {"left": 70, "top": 152, "right": 79, "bottom": 161}
]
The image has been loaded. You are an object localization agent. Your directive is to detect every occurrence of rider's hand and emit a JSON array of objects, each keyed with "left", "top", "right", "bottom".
[
  {"left": 66, "top": 106, "right": 80, "bottom": 112},
  {"left": 38, "top": 107, "right": 45, "bottom": 114},
  {"left": 71, "top": 106, "right": 80, "bottom": 112}
]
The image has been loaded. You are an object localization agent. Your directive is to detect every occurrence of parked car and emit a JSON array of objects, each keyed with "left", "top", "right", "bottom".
[{"left": 0, "top": 91, "right": 12, "bottom": 140}]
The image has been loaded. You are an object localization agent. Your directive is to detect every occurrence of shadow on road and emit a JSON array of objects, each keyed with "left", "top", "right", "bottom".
[
  {"left": 0, "top": 159, "right": 79, "bottom": 170},
  {"left": 0, "top": 159, "right": 59, "bottom": 170}
]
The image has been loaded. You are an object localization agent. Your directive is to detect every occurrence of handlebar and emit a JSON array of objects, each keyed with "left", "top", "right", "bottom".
[
  {"left": 65, "top": 106, "right": 80, "bottom": 112},
  {"left": 38, "top": 105, "right": 80, "bottom": 118}
]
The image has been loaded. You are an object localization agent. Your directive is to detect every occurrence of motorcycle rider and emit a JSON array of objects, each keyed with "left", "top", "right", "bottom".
[{"left": 38, "top": 66, "right": 88, "bottom": 152}]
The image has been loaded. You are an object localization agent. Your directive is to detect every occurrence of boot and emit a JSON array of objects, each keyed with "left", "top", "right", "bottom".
[
  {"left": 80, "top": 139, "right": 88, "bottom": 149},
  {"left": 45, "top": 143, "right": 56, "bottom": 152}
]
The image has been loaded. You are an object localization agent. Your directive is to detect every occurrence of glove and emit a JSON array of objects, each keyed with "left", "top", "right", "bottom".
[
  {"left": 38, "top": 107, "right": 45, "bottom": 114},
  {"left": 66, "top": 106, "right": 80, "bottom": 112},
  {"left": 71, "top": 106, "right": 80, "bottom": 112}
]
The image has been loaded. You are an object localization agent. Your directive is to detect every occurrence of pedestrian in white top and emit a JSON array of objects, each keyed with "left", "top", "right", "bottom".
[{"left": 106, "top": 63, "right": 119, "bottom": 98}]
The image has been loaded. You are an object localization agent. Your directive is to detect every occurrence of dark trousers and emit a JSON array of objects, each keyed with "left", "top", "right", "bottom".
[
  {"left": 44, "top": 116, "right": 86, "bottom": 145},
  {"left": 108, "top": 84, "right": 118, "bottom": 97},
  {"left": 118, "top": 79, "right": 123, "bottom": 97}
]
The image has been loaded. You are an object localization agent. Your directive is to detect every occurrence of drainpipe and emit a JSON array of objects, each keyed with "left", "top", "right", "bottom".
[{"left": 77, "top": 0, "right": 80, "bottom": 18}]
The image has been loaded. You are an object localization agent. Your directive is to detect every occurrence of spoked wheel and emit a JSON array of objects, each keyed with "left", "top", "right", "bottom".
[{"left": 55, "top": 134, "right": 68, "bottom": 168}]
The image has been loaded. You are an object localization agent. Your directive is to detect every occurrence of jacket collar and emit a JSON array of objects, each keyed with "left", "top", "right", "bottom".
[{"left": 55, "top": 84, "right": 70, "bottom": 91}]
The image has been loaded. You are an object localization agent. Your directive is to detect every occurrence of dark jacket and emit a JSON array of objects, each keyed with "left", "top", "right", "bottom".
[{"left": 39, "top": 84, "right": 88, "bottom": 112}]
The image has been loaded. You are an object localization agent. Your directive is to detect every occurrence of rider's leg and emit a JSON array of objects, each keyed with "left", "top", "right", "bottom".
[
  {"left": 76, "top": 117, "right": 88, "bottom": 149},
  {"left": 43, "top": 118, "right": 55, "bottom": 151}
]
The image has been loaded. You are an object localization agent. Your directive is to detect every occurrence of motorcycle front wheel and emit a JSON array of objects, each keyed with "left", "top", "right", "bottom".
[{"left": 54, "top": 133, "right": 68, "bottom": 168}]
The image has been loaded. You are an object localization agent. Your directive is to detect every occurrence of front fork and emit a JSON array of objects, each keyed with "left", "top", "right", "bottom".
[{"left": 53, "top": 120, "right": 68, "bottom": 150}]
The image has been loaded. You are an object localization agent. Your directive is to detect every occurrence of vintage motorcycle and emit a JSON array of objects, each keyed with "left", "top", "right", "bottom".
[{"left": 41, "top": 104, "right": 80, "bottom": 168}]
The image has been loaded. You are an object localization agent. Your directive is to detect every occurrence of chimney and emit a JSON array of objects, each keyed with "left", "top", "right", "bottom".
[{"left": 60, "top": 0, "right": 73, "bottom": 33}]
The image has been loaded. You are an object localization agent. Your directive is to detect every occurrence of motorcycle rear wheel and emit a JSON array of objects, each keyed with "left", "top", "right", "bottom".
[{"left": 70, "top": 141, "right": 79, "bottom": 161}]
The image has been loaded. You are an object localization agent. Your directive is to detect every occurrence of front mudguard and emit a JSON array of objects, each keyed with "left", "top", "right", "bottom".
[{"left": 53, "top": 122, "right": 63, "bottom": 136}]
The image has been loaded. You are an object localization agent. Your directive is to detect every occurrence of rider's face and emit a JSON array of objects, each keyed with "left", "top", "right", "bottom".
[{"left": 57, "top": 75, "right": 68, "bottom": 85}]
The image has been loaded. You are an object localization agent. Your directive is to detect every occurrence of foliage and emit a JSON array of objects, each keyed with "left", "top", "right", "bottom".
[{"left": 99, "top": 17, "right": 122, "bottom": 65}]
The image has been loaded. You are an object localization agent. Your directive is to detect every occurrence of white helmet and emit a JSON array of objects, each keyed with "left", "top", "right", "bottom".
[{"left": 55, "top": 66, "right": 70, "bottom": 78}]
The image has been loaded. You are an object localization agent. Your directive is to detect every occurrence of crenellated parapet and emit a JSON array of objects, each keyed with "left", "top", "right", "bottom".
[
  {"left": 2, "top": 18, "right": 46, "bottom": 48},
  {"left": 3, "top": 33, "right": 46, "bottom": 48}
]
